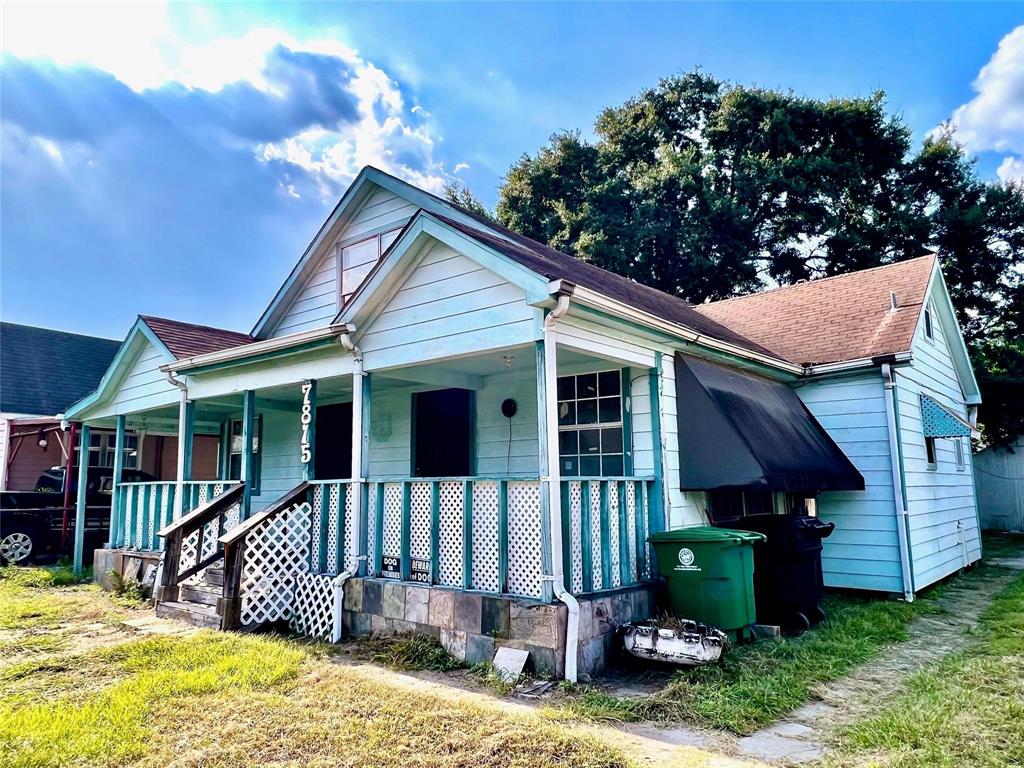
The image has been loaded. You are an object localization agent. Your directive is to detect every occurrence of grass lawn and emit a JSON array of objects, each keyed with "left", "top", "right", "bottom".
[
  {"left": 0, "top": 568, "right": 633, "bottom": 768},
  {"left": 826, "top": 557, "right": 1024, "bottom": 767},
  {"left": 549, "top": 545, "right": 1021, "bottom": 736}
]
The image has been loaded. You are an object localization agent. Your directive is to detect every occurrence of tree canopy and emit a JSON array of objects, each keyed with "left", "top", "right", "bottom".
[{"left": 492, "top": 72, "right": 1024, "bottom": 445}]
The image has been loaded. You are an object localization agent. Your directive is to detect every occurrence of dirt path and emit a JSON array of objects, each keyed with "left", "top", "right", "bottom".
[{"left": 729, "top": 561, "right": 1024, "bottom": 764}]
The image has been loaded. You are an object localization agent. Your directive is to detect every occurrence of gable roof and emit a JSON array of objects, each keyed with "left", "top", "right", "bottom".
[
  {"left": 0, "top": 322, "right": 121, "bottom": 415},
  {"left": 429, "top": 212, "right": 777, "bottom": 357},
  {"left": 695, "top": 255, "right": 937, "bottom": 366},
  {"left": 140, "top": 316, "right": 253, "bottom": 359}
]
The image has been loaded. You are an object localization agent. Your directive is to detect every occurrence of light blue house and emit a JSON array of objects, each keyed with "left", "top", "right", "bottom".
[{"left": 63, "top": 167, "right": 981, "bottom": 678}]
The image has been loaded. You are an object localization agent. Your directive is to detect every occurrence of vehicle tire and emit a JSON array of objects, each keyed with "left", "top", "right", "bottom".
[{"left": 0, "top": 525, "right": 37, "bottom": 565}]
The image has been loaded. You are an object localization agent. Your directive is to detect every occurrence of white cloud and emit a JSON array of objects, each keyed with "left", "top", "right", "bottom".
[
  {"left": 949, "top": 25, "right": 1024, "bottom": 157},
  {"left": 997, "top": 155, "right": 1024, "bottom": 184},
  {"left": 4, "top": 6, "right": 462, "bottom": 197},
  {"left": 454, "top": 162, "right": 470, "bottom": 174}
]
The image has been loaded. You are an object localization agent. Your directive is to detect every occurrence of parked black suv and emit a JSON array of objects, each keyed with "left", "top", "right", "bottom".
[{"left": 0, "top": 467, "right": 155, "bottom": 565}]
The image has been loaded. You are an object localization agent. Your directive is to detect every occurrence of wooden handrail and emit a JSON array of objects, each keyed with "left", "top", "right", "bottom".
[
  {"left": 156, "top": 483, "right": 246, "bottom": 538},
  {"left": 219, "top": 481, "right": 310, "bottom": 631},
  {"left": 218, "top": 482, "right": 309, "bottom": 546}
]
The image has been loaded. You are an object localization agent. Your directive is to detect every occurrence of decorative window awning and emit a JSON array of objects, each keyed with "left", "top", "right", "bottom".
[
  {"left": 921, "top": 394, "right": 973, "bottom": 438},
  {"left": 673, "top": 353, "right": 865, "bottom": 493}
]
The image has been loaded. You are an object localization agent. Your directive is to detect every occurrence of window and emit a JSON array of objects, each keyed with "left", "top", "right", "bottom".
[
  {"left": 227, "top": 417, "right": 262, "bottom": 491},
  {"left": 340, "top": 227, "right": 403, "bottom": 305},
  {"left": 923, "top": 303, "right": 934, "bottom": 341},
  {"left": 87, "top": 431, "right": 138, "bottom": 469},
  {"left": 955, "top": 438, "right": 965, "bottom": 470},
  {"left": 557, "top": 370, "right": 624, "bottom": 477},
  {"left": 925, "top": 436, "right": 937, "bottom": 468},
  {"left": 706, "top": 489, "right": 778, "bottom": 524}
]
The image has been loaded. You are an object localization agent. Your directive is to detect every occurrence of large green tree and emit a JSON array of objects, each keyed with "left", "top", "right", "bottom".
[{"left": 494, "top": 72, "right": 1024, "bottom": 444}]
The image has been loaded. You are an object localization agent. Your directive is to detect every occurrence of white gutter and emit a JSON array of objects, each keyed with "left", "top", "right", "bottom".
[
  {"left": 562, "top": 283, "right": 804, "bottom": 376},
  {"left": 805, "top": 352, "right": 913, "bottom": 377},
  {"left": 542, "top": 285, "right": 580, "bottom": 683},
  {"left": 881, "top": 363, "right": 915, "bottom": 602},
  {"left": 164, "top": 324, "right": 350, "bottom": 373}
]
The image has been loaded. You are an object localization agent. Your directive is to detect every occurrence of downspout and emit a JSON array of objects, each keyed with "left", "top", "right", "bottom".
[
  {"left": 881, "top": 363, "right": 915, "bottom": 601},
  {"left": 332, "top": 327, "right": 362, "bottom": 639},
  {"left": 542, "top": 288, "right": 580, "bottom": 682}
]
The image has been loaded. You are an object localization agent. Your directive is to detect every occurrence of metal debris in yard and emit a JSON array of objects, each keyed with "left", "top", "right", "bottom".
[
  {"left": 622, "top": 620, "right": 728, "bottom": 666},
  {"left": 516, "top": 680, "right": 556, "bottom": 698}
]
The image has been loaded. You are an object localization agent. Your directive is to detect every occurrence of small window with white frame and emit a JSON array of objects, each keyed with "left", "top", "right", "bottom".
[
  {"left": 925, "top": 436, "right": 938, "bottom": 469},
  {"left": 557, "top": 370, "right": 625, "bottom": 477},
  {"left": 87, "top": 431, "right": 139, "bottom": 469},
  {"left": 923, "top": 302, "right": 935, "bottom": 341},
  {"left": 955, "top": 438, "right": 965, "bottom": 470},
  {"left": 339, "top": 227, "right": 404, "bottom": 305}
]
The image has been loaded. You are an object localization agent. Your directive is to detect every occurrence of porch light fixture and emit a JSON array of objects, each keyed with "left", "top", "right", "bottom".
[
  {"left": 37, "top": 429, "right": 48, "bottom": 450},
  {"left": 503, "top": 354, "right": 514, "bottom": 368}
]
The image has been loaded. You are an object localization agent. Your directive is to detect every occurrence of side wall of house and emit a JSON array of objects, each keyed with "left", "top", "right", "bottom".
[
  {"left": 896, "top": 313, "right": 982, "bottom": 590},
  {"left": 975, "top": 436, "right": 1024, "bottom": 532},
  {"left": 89, "top": 339, "right": 180, "bottom": 419},
  {"left": 270, "top": 187, "right": 419, "bottom": 338},
  {"left": 795, "top": 374, "right": 903, "bottom": 593}
]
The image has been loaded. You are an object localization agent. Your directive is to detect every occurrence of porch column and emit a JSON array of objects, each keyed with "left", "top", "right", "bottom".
[
  {"left": 240, "top": 390, "right": 256, "bottom": 518},
  {"left": 72, "top": 423, "right": 91, "bottom": 576},
  {"left": 350, "top": 362, "right": 370, "bottom": 575},
  {"left": 535, "top": 336, "right": 561, "bottom": 603},
  {"left": 173, "top": 396, "right": 195, "bottom": 519},
  {"left": 301, "top": 379, "right": 317, "bottom": 481},
  {"left": 108, "top": 415, "right": 126, "bottom": 548},
  {"left": 647, "top": 352, "right": 667, "bottom": 533}
]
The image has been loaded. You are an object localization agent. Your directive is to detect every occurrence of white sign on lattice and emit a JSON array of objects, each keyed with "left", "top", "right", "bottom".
[
  {"left": 290, "top": 572, "right": 337, "bottom": 641},
  {"left": 240, "top": 502, "right": 312, "bottom": 626}
]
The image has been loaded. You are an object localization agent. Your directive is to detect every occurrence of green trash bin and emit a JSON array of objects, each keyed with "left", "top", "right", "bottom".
[{"left": 649, "top": 527, "right": 766, "bottom": 642}]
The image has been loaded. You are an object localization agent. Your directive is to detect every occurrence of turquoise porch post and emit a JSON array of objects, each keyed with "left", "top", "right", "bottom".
[
  {"left": 240, "top": 390, "right": 256, "bottom": 518},
  {"left": 173, "top": 397, "right": 195, "bottom": 520},
  {"left": 73, "top": 423, "right": 91, "bottom": 576},
  {"left": 351, "top": 363, "right": 370, "bottom": 575},
  {"left": 108, "top": 415, "right": 126, "bottom": 548},
  {"left": 535, "top": 337, "right": 560, "bottom": 603},
  {"left": 647, "top": 352, "right": 666, "bottom": 534}
]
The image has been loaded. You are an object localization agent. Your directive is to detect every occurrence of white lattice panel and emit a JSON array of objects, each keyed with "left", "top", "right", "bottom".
[
  {"left": 344, "top": 484, "right": 357, "bottom": 573},
  {"left": 437, "top": 481, "right": 464, "bottom": 587},
  {"left": 471, "top": 481, "right": 500, "bottom": 592},
  {"left": 382, "top": 483, "right": 402, "bottom": 561},
  {"left": 290, "top": 573, "right": 335, "bottom": 641},
  {"left": 146, "top": 492, "right": 155, "bottom": 549},
  {"left": 327, "top": 483, "right": 341, "bottom": 573},
  {"left": 609, "top": 484, "right": 622, "bottom": 588},
  {"left": 366, "top": 484, "right": 377, "bottom": 574},
  {"left": 507, "top": 481, "right": 543, "bottom": 597},
  {"left": 625, "top": 482, "right": 638, "bottom": 582},
  {"left": 240, "top": 502, "right": 312, "bottom": 626},
  {"left": 134, "top": 488, "right": 145, "bottom": 549},
  {"left": 568, "top": 481, "right": 584, "bottom": 593},
  {"left": 589, "top": 481, "right": 603, "bottom": 591},
  {"left": 409, "top": 482, "right": 431, "bottom": 562},
  {"left": 310, "top": 486, "right": 323, "bottom": 575}
]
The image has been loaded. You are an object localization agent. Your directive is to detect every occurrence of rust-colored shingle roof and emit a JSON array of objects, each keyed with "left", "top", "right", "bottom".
[
  {"left": 695, "top": 255, "right": 937, "bottom": 366},
  {"left": 141, "top": 316, "right": 254, "bottom": 360}
]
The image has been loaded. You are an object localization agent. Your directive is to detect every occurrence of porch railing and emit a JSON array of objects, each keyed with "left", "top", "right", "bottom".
[
  {"left": 113, "top": 480, "right": 242, "bottom": 551},
  {"left": 560, "top": 477, "right": 655, "bottom": 594}
]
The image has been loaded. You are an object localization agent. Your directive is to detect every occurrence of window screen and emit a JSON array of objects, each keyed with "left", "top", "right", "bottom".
[
  {"left": 557, "top": 370, "right": 624, "bottom": 477},
  {"left": 340, "top": 227, "right": 403, "bottom": 304}
]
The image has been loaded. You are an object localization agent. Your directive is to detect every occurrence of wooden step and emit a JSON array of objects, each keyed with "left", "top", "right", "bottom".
[
  {"left": 179, "top": 583, "right": 220, "bottom": 607},
  {"left": 156, "top": 599, "right": 222, "bottom": 630},
  {"left": 203, "top": 567, "right": 224, "bottom": 587}
]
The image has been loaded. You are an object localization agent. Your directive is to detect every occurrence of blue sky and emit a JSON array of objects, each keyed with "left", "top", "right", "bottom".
[{"left": 2, "top": 3, "right": 1022, "bottom": 340}]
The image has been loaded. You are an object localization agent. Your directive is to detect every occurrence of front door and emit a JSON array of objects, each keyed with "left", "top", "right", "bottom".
[
  {"left": 314, "top": 403, "right": 353, "bottom": 479},
  {"left": 413, "top": 388, "right": 472, "bottom": 477}
]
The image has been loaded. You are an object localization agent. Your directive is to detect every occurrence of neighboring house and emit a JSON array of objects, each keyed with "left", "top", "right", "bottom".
[
  {"left": 63, "top": 167, "right": 982, "bottom": 679},
  {"left": 975, "top": 436, "right": 1024, "bottom": 532},
  {"left": 0, "top": 323, "right": 121, "bottom": 490}
]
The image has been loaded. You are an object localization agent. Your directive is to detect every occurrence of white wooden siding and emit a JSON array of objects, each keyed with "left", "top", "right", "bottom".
[
  {"left": 250, "top": 408, "right": 303, "bottom": 512},
  {"left": 796, "top": 375, "right": 904, "bottom": 593},
  {"left": 269, "top": 186, "right": 418, "bottom": 338},
  {"left": 358, "top": 243, "right": 542, "bottom": 371},
  {"left": 896, "top": 308, "right": 982, "bottom": 589},
  {"left": 89, "top": 339, "right": 179, "bottom": 419}
]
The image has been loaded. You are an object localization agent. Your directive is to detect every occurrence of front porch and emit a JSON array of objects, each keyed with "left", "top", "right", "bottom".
[{"left": 86, "top": 339, "right": 666, "bottom": 679}]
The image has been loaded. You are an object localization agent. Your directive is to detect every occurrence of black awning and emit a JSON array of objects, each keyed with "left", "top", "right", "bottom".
[{"left": 674, "top": 353, "right": 864, "bottom": 493}]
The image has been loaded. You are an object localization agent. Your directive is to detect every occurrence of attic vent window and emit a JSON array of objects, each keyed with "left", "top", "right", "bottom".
[
  {"left": 923, "top": 303, "right": 934, "bottom": 340},
  {"left": 340, "top": 227, "right": 403, "bottom": 305}
]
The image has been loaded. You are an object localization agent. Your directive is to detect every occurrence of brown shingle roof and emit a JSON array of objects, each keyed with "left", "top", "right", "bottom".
[
  {"left": 694, "top": 255, "right": 937, "bottom": 366},
  {"left": 141, "top": 316, "right": 254, "bottom": 360},
  {"left": 430, "top": 212, "right": 779, "bottom": 358}
]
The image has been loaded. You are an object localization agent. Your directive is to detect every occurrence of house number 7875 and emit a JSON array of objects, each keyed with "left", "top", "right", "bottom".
[{"left": 300, "top": 381, "right": 313, "bottom": 464}]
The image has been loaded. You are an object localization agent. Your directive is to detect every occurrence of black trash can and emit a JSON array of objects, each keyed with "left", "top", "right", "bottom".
[{"left": 730, "top": 515, "right": 835, "bottom": 631}]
